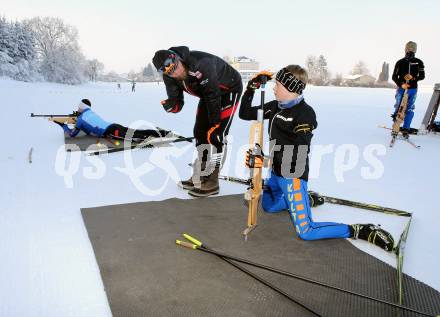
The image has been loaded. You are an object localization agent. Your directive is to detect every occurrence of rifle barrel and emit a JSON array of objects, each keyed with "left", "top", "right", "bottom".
[{"left": 30, "top": 113, "right": 76, "bottom": 117}]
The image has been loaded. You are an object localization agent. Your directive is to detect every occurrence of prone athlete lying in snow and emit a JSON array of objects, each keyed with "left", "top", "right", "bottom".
[{"left": 52, "top": 99, "right": 171, "bottom": 141}]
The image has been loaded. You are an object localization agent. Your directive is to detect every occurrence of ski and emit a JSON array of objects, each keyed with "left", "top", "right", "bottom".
[
  {"left": 395, "top": 217, "right": 412, "bottom": 305},
  {"left": 322, "top": 196, "right": 412, "bottom": 217},
  {"left": 390, "top": 133, "right": 398, "bottom": 148},
  {"left": 219, "top": 175, "right": 411, "bottom": 216},
  {"left": 378, "top": 125, "right": 418, "bottom": 135},
  {"left": 397, "top": 136, "right": 421, "bottom": 149},
  {"left": 87, "top": 136, "right": 194, "bottom": 156},
  {"left": 381, "top": 125, "right": 421, "bottom": 149}
]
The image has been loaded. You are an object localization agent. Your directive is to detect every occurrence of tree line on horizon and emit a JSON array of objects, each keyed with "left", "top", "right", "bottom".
[{"left": 0, "top": 15, "right": 394, "bottom": 88}]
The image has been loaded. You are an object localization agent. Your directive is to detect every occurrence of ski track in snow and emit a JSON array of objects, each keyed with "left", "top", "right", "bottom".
[{"left": 0, "top": 78, "right": 439, "bottom": 317}]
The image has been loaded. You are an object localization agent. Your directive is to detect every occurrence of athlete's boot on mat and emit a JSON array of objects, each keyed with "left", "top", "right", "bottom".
[
  {"left": 350, "top": 224, "right": 395, "bottom": 251},
  {"left": 188, "top": 166, "right": 220, "bottom": 197},
  {"left": 178, "top": 160, "right": 206, "bottom": 191}
]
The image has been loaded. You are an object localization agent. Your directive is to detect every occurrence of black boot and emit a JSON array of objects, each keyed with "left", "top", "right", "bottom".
[
  {"left": 350, "top": 224, "right": 394, "bottom": 251},
  {"left": 308, "top": 191, "right": 324, "bottom": 207},
  {"left": 400, "top": 128, "right": 410, "bottom": 139}
]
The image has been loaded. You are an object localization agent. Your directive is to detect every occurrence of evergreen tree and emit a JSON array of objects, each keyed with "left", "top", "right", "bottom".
[{"left": 377, "top": 62, "right": 389, "bottom": 82}]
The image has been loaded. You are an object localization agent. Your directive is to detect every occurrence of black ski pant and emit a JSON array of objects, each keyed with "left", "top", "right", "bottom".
[
  {"left": 194, "top": 90, "right": 241, "bottom": 164},
  {"left": 104, "top": 123, "right": 169, "bottom": 141}
]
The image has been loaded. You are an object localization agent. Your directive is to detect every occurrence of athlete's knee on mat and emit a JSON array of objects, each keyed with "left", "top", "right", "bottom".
[
  {"left": 263, "top": 201, "right": 286, "bottom": 213},
  {"left": 262, "top": 198, "right": 286, "bottom": 213}
]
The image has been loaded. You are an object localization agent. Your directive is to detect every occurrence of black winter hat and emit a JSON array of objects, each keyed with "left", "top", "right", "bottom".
[
  {"left": 152, "top": 50, "right": 175, "bottom": 70},
  {"left": 82, "top": 99, "right": 91, "bottom": 107}
]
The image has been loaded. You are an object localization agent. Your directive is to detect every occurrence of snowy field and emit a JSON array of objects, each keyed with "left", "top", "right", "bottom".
[{"left": 0, "top": 78, "right": 439, "bottom": 317}]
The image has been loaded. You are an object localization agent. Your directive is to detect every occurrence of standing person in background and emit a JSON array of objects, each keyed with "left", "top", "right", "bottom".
[
  {"left": 153, "top": 46, "right": 242, "bottom": 197},
  {"left": 391, "top": 41, "right": 425, "bottom": 138},
  {"left": 131, "top": 81, "right": 136, "bottom": 92}
]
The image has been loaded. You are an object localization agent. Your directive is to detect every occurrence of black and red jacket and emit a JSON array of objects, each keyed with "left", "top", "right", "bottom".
[{"left": 162, "top": 46, "right": 242, "bottom": 125}]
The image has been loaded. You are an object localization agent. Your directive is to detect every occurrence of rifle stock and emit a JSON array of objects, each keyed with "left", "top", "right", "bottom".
[
  {"left": 243, "top": 76, "right": 267, "bottom": 238},
  {"left": 392, "top": 87, "right": 409, "bottom": 135}
]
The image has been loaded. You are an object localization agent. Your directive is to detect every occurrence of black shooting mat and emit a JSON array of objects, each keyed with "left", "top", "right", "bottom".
[
  {"left": 64, "top": 130, "right": 182, "bottom": 152},
  {"left": 81, "top": 194, "right": 440, "bottom": 317},
  {"left": 65, "top": 134, "right": 119, "bottom": 151}
]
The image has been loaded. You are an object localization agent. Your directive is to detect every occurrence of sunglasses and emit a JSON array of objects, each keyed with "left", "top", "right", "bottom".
[{"left": 159, "top": 56, "right": 178, "bottom": 75}]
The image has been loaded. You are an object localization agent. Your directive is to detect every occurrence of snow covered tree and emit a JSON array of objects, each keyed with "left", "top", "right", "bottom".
[
  {"left": 0, "top": 17, "right": 16, "bottom": 78},
  {"left": 10, "top": 22, "right": 40, "bottom": 81},
  {"left": 143, "top": 63, "right": 154, "bottom": 77},
  {"left": 127, "top": 70, "right": 137, "bottom": 81},
  {"left": 351, "top": 60, "right": 370, "bottom": 75},
  {"left": 331, "top": 73, "right": 343, "bottom": 86},
  {"left": 316, "top": 55, "right": 330, "bottom": 85},
  {"left": 305, "top": 55, "right": 318, "bottom": 84},
  {"left": 0, "top": 17, "right": 40, "bottom": 81},
  {"left": 85, "top": 59, "right": 104, "bottom": 81},
  {"left": 24, "top": 16, "right": 86, "bottom": 84},
  {"left": 306, "top": 55, "right": 330, "bottom": 86}
]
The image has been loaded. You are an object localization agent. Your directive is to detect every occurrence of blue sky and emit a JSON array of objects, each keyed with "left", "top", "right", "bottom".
[{"left": 2, "top": 0, "right": 438, "bottom": 83}]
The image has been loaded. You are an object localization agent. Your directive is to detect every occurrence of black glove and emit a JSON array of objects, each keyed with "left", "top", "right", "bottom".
[
  {"left": 207, "top": 123, "right": 223, "bottom": 147},
  {"left": 247, "top": 70, "right": 274, "bottom": 91},
  {"left": 245, "top": 150, "right": 263, "bottom": 168},
  {"left": 245, "top": 144, "right": 264, "bottom": 168},
  {"left": 308, "top": 191, "right": 324, "bottom": 207},
  {"left": 161, "top": 99, "right": 183, "bottom": 113}
]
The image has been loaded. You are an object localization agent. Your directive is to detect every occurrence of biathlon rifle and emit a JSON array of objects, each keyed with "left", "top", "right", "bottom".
[
  {"left": 243, "top": 75, "right": 267, "bottom": 238},
  {"left": 30, "top": 112, "right": 79, "bottom": 124}
]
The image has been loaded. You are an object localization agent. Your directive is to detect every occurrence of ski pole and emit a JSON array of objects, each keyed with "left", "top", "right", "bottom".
[
  {"left": 176, "top": 234, "right": 438, "bottom": 317},
  {"left": 176, "top": 234, "right": 321, "bottom": 317},
  {"left": 88, "top": 136, "right": 195, "bottom": 156}
]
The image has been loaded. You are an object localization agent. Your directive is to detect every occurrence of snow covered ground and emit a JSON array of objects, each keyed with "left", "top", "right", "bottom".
[{"left": 0, "top": 78, "right": 439, "bottom": 317}]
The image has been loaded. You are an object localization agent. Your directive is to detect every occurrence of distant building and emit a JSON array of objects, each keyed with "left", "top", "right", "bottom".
[
  {"left": 342, "top": 74, "right": 376, "bottom": 87},
  {"left": 228, "top": 56, "right": 260, "bottom": 82}
]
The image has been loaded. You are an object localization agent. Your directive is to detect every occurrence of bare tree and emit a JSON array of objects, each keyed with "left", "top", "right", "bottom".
[
  {"left": 86, "top": 59, "right": 104, "bottom": 81},
  {"left": 351, "top": 60, "right": 370, "bottom": 75},
  {"left": 127, "top": 70, "right": 137, "bottom": 81},
  {"left": 331, "top": 73, "right": 343, "bottom": 86}
]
